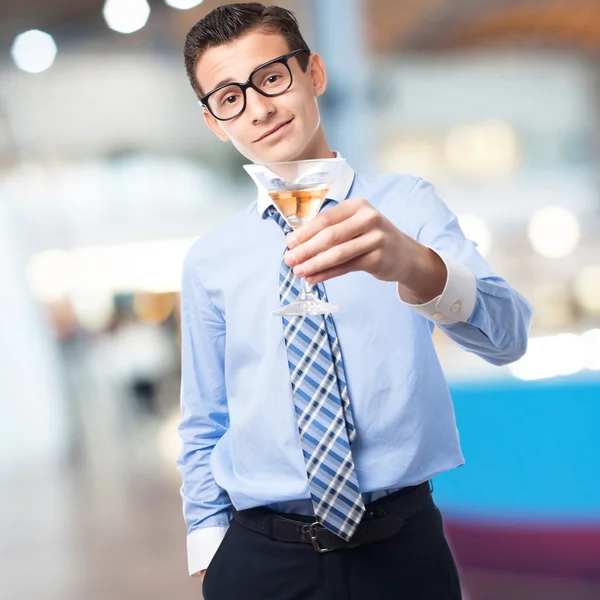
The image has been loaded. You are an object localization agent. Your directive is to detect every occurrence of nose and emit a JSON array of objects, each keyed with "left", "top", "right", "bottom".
[{"left": 245, "top": 87, "right": 276, "bottom": 124}]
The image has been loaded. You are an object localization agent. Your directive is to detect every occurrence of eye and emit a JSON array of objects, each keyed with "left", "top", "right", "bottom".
[
  {"left": 265, "top": 74, "right": 281, "bottom": 85},
  {"left": 221, "top": 94, "right": 241, "bottom": 106}
]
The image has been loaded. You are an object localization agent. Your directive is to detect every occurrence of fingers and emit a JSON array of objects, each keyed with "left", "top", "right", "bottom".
[
  {"left": 284, "top": 211, "right": 368, "bottom": 268},
  {"left": 305, "top": 255, "right": 368, "bottom": 285},
  {"left": 296, "top": 229, "right": 384, "bottom": 281},
  {"left": 286, "top": 198, "right": 367, "bottom": 249}
]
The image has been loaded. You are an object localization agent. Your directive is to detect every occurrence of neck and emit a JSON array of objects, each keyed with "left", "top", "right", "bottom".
[{"left": 295, "top": 125, "right": 335, "bottom": 161}]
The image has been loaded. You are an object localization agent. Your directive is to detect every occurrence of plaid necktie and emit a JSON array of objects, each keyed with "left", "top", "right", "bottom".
[{"left": 266, "top": 204, "right": 365, "bottom": 541}]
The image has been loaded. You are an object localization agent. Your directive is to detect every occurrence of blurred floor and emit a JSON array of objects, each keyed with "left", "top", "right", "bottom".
[
  {"left": 0, "top": 464, "right": 200, "bottom": 600},
  {"left": 2, "top": 462, "right": 599, "bottom": 600}
]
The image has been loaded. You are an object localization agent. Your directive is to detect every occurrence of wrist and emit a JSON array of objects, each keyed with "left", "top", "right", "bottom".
[{"left": 396, "top": 239, "right": 447, "bottom": 304}]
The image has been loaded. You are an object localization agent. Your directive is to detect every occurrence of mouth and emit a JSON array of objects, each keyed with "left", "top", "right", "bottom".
[{"left": 254, "top": 118, "right": 294, "bottom": 143}]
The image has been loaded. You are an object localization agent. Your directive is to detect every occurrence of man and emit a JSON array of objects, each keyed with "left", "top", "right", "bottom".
[{"left": 177, "top": 3, "right": 533, "bottom": 599}]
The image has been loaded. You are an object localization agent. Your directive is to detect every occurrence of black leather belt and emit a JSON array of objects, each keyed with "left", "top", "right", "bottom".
[{"left": 231, "top": 481, "right": 433, "bottom": 553}]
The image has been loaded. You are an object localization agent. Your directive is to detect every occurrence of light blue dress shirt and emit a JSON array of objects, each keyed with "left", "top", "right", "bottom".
[{"left": 177, "top": 160, "right": 533, "bottom": 575}]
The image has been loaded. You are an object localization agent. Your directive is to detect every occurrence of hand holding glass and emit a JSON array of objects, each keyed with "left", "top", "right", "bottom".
[{"left": 244, "top": 158, "right": 346, "bottom": 316}]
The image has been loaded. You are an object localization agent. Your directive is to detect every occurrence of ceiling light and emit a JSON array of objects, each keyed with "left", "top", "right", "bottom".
[
  {"left": 103, "top": 0, "right": 151, "bottom": 34},
  {"left": 164, "top": 0, "right": 204, "bottom": 9},
  {"left": 11, "top": 30, "right": 57, "bottom": 74}
]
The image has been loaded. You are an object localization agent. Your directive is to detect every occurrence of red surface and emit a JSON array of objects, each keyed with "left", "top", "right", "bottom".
[{"left": 445, "top": 519, "right": 600, "bottom": 581}]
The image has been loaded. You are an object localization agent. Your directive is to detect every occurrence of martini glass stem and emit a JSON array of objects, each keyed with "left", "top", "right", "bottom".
[{"left": 298, "top": 277, "right": 318, "bottom": 302}]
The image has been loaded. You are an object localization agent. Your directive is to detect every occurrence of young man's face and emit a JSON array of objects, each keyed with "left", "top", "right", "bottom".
[{"left": 195, "top": 31, "right": 327, "bottom": 164}]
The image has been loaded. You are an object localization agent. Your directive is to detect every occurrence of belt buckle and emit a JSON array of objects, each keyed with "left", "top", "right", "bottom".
[{"left": 307, "top": 522, "right": 335, "bottom": 553}]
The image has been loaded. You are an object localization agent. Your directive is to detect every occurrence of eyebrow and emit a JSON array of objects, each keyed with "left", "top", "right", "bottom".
[
  {"left": 204, "top": 57, "right": 271, "bottom": 96},
  {"left": 212, "top": 76, "right": 238, "bottom": 90}
]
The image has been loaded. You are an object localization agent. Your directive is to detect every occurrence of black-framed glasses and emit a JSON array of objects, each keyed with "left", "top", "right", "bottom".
[{"left": 199, "top": 49, "right": 306, "bottom": 121}]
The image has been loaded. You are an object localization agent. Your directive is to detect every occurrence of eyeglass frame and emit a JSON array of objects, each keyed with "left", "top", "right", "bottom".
[{"left": 198, "top": 49, "right": 308, "bottom": 122}]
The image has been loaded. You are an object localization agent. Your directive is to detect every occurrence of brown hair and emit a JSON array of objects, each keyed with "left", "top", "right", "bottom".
[{"left": 184, "top": 2, "right": 311, "bottom": 97}]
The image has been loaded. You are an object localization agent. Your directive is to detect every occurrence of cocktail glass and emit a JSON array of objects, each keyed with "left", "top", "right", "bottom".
[{"left": 244, "top": 157, "right": 346, "bottom": 316}]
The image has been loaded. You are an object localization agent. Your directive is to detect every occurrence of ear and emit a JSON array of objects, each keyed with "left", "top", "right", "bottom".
[
  {"left": 308, "top": 54, "right": 328, "bottom": 98},
  {"left": 202, "top": 107, "right": 230, "bottom": 143}
]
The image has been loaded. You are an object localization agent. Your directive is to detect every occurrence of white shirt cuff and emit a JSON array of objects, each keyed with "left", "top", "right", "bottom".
[
  {"left": 187, "top": 525, "right": 229, "bottom": 577},
  {"left": 397, "top": 248, "right": 477, "bottom": 325}
]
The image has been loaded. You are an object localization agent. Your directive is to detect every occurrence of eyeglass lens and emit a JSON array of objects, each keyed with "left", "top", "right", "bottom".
[{"left": 208, "top": 61, "right": 292, "bottom": 120}]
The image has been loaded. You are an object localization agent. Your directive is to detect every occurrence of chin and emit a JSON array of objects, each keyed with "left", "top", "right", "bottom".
[{"left": 250, "top": 139, "right": 308, "bottom": 164}]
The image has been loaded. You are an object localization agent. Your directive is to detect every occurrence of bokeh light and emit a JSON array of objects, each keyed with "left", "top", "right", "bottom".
[
  {"left": 11, "top": 30, "right": 57, "bottom": 74},
  {"left": 133, "top": 292, "right": 175, "bottom": 324},
  {"left": 103, "top": 0, "right": 151, "bottom": 34},
  {"left": 527, "top": 206, "right": 581, "bottom": 258},
  {"left": 26, "top": 249, "right": 74, "bottom": 302},
  {"left": 445, "top": 119, "right": 519, "bottom": 179},
  {"left": 164, "top": 0, "right": 204, "bottom": 9},
  {"left": 510, "top": 332, "right": 585, "bottom": 380},
  {"left": 581, "top": 329, "right": 600, "bottom": 370},
  {"left": 573, "top": 265, "right": 600, "bottom": 314},
  {"left": 382, "top": 137, "right": 441, "bottom": 182},
  {"left": 70, "top": 290, "right": 115, "bottom": 333},
  {"left": 27, "top": 238, "right": 196, "bottom": 299}
]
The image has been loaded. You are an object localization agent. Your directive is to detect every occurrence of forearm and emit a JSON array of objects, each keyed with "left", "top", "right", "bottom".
[
  {"left": 396, "top": 236, "right": 447, "bottom": 305},
  {"left": 179, "top": 261, "right": 232, "bottom": 576},
  {"left": 178, "top": 361, "right": 232, "bottom": 576},
  {"left": 178, "top": 410, "right": 232, "bottom": 576}
]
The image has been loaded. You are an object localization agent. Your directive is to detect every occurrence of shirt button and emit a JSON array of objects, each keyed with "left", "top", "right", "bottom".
[
  {"left": 451, "top": 302, "right": 461, "bottom": 314},
  {"left": 432, "top": 311, "right": 444, "bottom": 321}
]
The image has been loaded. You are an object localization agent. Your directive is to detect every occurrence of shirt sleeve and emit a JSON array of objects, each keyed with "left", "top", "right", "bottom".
[
  {"left": 186, "top": 526, "right": 229, "bottom": 577},
  {"left": 398, "top": 248, "right": 477, "bottom": 325},
  {"left": 177, "top": 255, "right": 232, "bottom": 576},
  {"left": 400, "top": 177, "right": 533, "bottom": 366}
]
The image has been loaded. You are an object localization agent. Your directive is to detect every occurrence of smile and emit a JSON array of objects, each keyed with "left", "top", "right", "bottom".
[{"left": 255, "top": 118, "right": 294, "bottom": 143}]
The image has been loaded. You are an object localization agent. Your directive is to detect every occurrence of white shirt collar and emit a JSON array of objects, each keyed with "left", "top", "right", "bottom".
[{"left": 255, "top": 151, "right": 355, "bottom": 218}]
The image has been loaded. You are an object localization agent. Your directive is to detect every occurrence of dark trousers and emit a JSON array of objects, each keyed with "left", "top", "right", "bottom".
[{"left": 202, "top": 500, "right": 463, "bottom": 599}]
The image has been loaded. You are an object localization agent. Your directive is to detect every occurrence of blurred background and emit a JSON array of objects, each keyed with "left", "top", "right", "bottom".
[{"left": 1, "top": 0, "right": 599, "bottom": 599}]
